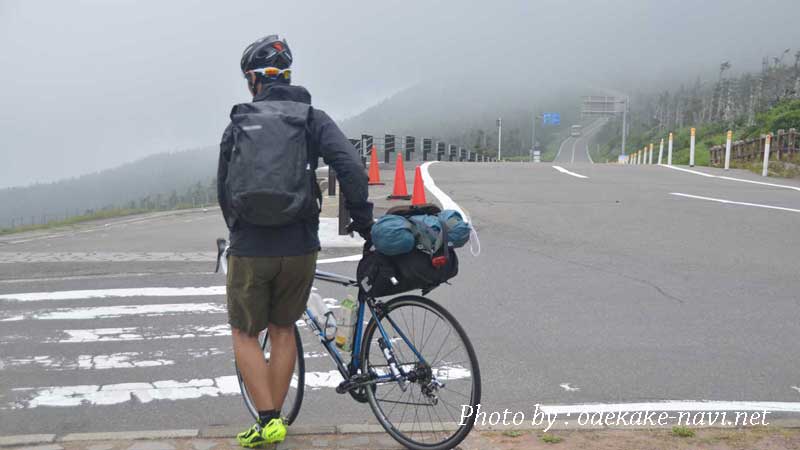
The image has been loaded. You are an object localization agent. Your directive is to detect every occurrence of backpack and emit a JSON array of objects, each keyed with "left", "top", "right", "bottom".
[{"left": 225, "top": 100, "right": 320, "bottom": 227}]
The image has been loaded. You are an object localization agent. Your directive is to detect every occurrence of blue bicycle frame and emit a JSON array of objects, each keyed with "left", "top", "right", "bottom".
[{"left": 307, "top": 270, "right": 428, "bottom": 387}]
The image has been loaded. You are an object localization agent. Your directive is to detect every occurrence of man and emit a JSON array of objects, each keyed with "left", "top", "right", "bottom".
[{"left": 217, "top": 34, "right": 373, "bottom": 447}]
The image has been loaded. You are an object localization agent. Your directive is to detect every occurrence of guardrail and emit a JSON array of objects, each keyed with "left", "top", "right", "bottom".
[
  {"left": 709, "top": 128, "right": 798, "bottom": 167},
  {"left": 350, "top": 134, "right": 497, "bottom": 167},
  {"left": 622, "top": 127, "right": 798, "bottom": 178}
]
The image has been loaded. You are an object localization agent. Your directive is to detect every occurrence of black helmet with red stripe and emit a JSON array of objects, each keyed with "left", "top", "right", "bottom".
[{"left": 240, "top": 34, "right": 293, "bottom": 73}]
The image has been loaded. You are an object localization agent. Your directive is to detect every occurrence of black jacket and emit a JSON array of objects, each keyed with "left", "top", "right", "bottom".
[{"left": 217, "top": 83, "right": 373, "bottom": 256}]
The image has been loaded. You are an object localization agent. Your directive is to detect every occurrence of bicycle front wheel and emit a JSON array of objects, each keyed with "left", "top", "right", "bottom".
[
  {"left": 236, "top": 324, "right": 305, "bottom": 425},
  {"left": 361, "top": 295, "right": 481, "bottom": 450}
]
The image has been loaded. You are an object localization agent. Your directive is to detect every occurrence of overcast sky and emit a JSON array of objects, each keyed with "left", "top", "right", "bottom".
[{"left": 1, "top": 0, "right": 798, "bottom": 188}]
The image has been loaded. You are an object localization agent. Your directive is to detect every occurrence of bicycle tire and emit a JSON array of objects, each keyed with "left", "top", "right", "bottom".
[
  {"left": 361, "top": 295, "right": 481, "bottom": 450},
  {"left": 236, "top": 324, "right": 305, "bottom": 425}
]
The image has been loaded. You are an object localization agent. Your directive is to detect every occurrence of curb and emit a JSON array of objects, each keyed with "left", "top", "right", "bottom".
[{"left": 3, "top": 419, "right": 800, "bottom": 446}]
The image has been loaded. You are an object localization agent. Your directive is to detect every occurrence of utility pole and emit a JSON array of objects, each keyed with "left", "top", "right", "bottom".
[
  {"left": 530, "top": 112, "right": 537, "bottom": 162},
  {"left": 620, "top": 96, "right": 629, "bottom": 156},
  {"left": 497, "top": 117, "right": 502, "bottom": 161}
]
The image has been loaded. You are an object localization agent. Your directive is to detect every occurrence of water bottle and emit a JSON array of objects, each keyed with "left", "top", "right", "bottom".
[
  {"left": 307, "top": 292, "right": 336, "bottom": 341},
  {"left": 335, "top": 296, "right": 358, "bottom": 351}
]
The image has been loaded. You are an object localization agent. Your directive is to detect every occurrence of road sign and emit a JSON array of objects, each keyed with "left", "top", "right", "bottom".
[
  {"left": 543, "top": 113, "right": 560, "bottom": 125},
  {"left": 542, "top": 113, "right": 560, "bottom": 125}
]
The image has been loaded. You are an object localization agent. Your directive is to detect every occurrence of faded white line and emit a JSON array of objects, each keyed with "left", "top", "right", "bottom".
[
  {"left": 9, "top": 363, "right": 471, "bottom": 408},
  {"left": 2, "top": 302, "right": 226, "bottom": 321},
  {"left": 670, "top": 193, "right": 800, "bottom": 213},
  {"left": 554, "top": 137, "right": 571, "bottom": 161},
  {"left": 0, "top": 282, "right": 354, "bottom": 303},
  {"left": 570, "top": 139, "right": 577, "bottom": 164},
  {"left": 53, "top": 324, "right": 233, "bottom": 343},
  {"left": 552, "top": 166, "right": 588, "bottom": 179},
  {"left": 791, "top": 386, "right": 800, "bottom": 394},
  {"left": 560, "top": 383, "right": 580, "bottom": 392},
  {"left": 0, "top": 286, "right": 226, "bottom": 302},
  {"left": 420, "top": 162, "right": 470, "bottom": 222},
  {"left": 1, "top": 352, "right": 175, "bottom": 371},
  {"left": 540, "top": 401, "right": 800, "bottom": 415},
  {"left": 661, "top": 164, "right": 800, "bottom": 191}
]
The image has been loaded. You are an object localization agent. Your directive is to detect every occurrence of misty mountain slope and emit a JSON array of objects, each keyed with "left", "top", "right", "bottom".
[
  {"left": 0, "top": 146, "right": 218, "bottom": 227},
  {"left": 339, "top": 79, "right": 583, "bottom": 152}
]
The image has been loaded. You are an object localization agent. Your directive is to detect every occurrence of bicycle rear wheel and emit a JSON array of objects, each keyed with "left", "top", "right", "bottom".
[
  {"left": 236, "top": 324, "right": 305, "bottom": 425},
  {"left": 361, "top": 295, "right": 481, "bottom": 450}
]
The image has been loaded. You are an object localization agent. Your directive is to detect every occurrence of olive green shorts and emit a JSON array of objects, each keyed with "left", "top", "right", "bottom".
[{"left": 226, "top": 252, "right": 317, "bottom": 336}]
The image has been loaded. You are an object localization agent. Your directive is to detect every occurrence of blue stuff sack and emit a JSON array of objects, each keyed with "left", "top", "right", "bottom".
[
  {"left": 408, "top": 215, "right": 444, "bottom": 254},
  {"left": 439, "top": 210, "right": 470, "bottom": 248},
  {"left": 371, "top": 215, "right": 416, "bottom": 256}
]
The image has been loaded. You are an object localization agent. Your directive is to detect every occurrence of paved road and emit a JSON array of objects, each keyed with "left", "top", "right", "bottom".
[
  {"left": 552, "top": 119, "right": 606, "bottom": 164},
  {"left": 2, "top": 162, "right": 800, "bottom": 435}
]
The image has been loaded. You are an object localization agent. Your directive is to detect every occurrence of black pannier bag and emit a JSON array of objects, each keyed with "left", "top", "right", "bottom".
[{"left": 357, "top": 204, "right": 459, "bottom": 297}]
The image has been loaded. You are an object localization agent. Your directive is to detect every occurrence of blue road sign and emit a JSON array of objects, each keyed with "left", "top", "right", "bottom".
[{"left": 543, "top": 113, "right": 560, "bottom": 125}]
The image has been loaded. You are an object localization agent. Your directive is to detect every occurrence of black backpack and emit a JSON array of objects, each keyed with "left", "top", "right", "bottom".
[{"left": 225, "top": 100, "right": 320, "bottom": 227}]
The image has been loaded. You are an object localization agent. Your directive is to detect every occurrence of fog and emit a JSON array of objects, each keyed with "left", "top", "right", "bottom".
[{"left": 1, "top": 0, "right": 798, "bottom": 188}]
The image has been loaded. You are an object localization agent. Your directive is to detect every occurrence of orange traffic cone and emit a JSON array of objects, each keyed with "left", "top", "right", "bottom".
[
  {"left": 368, "top": 145, "right": 384, "bottom": 185},
  {"left": 411, "top": 166, "right": 427, "bottom": 205},
  {"left": 387, "top": 152, "right": 411, "bottom": 200}
]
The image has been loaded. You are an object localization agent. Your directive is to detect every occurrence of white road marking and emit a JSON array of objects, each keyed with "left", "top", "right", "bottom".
[
  {"left": 2, "top": 302, "right": 226, "bottom": 322},
  {"left": 53, "top": 324, "right": 232, "bottom": 343},
  {"left": 539, "top": 401, "right": 800, "bottom": 415},
  {"left": 8, "top": 363, "right": 472, "bottom": 408},
  {"left": 570, "top": 139, "right": 577, "bottom": 163},
  {"left": 552, "top": 165, "right": 588, "bottom": 179},
  {"left": 420, "top": 162, "right": 470, "bottom": 222},
  {"left": 1, "top": 352, "right": 175, "bottom": 371},
  {"left": 554, "top": 137, "right": 571, "bottom": 161},
  {"left": 317, "top": 254, "right": 362, "bottom": 264},
  {"left": 9, "top": 376, "right": 242, "bottom": 408},
  {"left": 792, "top": 386, "right": 800, "bottom": 394},
  {"left": 0, "top": 286, "right": 225, "bottom": 302},
  {"left": 560, "top": 383, "right": 580, "bottom": 392},
  {"left": 661, "top": 164, "right": 800, "bottom": 191},
  {"left": 670, "top": 193, "right": 800, "bottom": 214}
]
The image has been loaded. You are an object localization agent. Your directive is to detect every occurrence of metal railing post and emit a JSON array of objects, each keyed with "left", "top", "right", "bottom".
[
  {"left": 338, "top": 190, "right": 350, "bottom": 235},
  {"left": 328, "top": 166, "right": 336, "bottom": 196}
]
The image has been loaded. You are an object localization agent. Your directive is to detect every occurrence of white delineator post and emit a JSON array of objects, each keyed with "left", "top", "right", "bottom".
[
  {"left": 648, "top": 143, "right": 654, "bottom": 165},
  {"left": 497, "top": 117, "right": 502, "bottom": 161},
  {"left": 658, "top": 138, "right": 664, "bottom": 165},
  {"left": 689, "top": 127, "right": 696, "bottom": 167},
  {"left": 668, "top": 132, "right": 673, "bottom": 165},
  {"left": 724, "top": 130, "right": 732, "bottom": 170},
  {"left": 762, "top": 134, "right": 772, "bottom": 177}
]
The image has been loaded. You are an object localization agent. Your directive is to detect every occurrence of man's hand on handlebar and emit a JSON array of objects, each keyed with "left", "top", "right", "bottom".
[{"left": 346, "top": 220, "right": 372, "bottom": 242}]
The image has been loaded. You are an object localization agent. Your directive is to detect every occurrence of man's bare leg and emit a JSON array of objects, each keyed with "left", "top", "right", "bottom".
[
  {"left": 232, "top": 327, "right": 274, "bottom": 411},
  {"left": 266, "top": 323, "right": 297, "bottom": 410}
]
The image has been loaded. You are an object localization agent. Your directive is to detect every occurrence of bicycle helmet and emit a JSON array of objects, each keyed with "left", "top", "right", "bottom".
[{"left": 240, "top": 34, "right": 293, "bottom": 73}]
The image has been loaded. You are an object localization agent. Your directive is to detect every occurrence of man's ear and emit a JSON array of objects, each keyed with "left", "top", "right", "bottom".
[{"left": 247, "top": 73, "right": 259, "bottom": 96}]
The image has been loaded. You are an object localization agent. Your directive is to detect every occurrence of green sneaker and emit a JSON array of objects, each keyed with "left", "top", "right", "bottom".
[
  {"left": 260, "top": 418, "right": 287, "bottom": 444},
  {"left": 236, "top": 419, "right": 287, "bottom": 448}
]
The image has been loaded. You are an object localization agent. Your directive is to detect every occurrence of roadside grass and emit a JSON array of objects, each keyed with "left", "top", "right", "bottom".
[
  {"left": 732, "top": 154, "right": 800, "bottom": 178},
  {"left": 671, "top": 426, "right": 695, "bottom": 438},
  {"left": 540, "top": 433, "right": 563, "bottom": 444},
  {"left": 0, "top": 204, "right": 209, "bottom": 236},
  {"left": 501, "top": 430, "right": 525, "bottom": 438}
]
